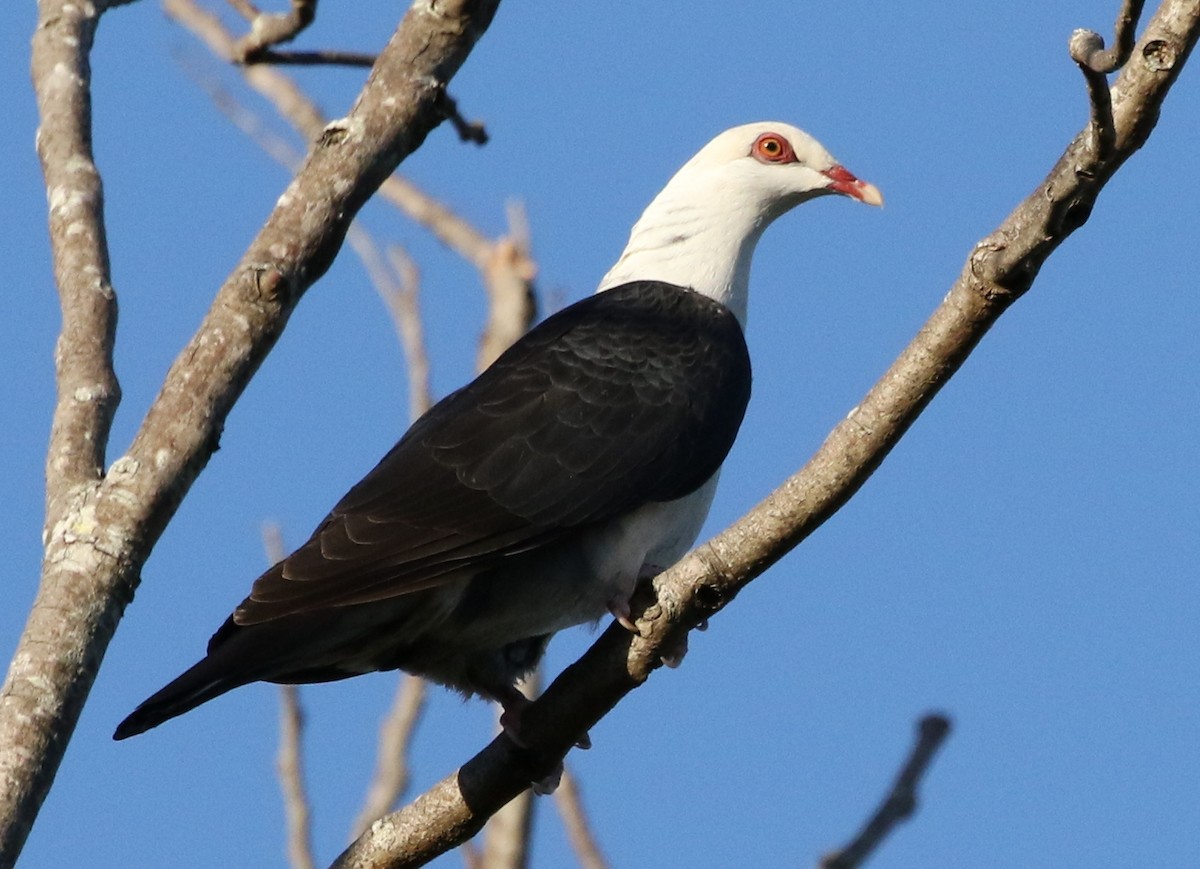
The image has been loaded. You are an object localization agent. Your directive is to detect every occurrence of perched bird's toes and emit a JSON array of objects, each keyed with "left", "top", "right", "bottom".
[
  {"left": 531, "top": 763, "right": 564, "bottom": 796},
  {"left": 661, "top": 633, "right": 689, "bottom": 669},
  {"left": 607, "top": 594, "right": 639, "bottom": 634},
  {"left": 696, "top": 617, "right": 709, "bottom": 632},
  {"left": 499, "top": 694, "right": 532, "bottom": 748},
  {"left": 637, "top": 562, "right": 667, "bottom": 581}
]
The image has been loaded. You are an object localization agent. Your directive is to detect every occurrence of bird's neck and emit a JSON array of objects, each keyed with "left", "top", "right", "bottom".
[{"left": 597, "top": 191, "right": 767, "bottom": 326}]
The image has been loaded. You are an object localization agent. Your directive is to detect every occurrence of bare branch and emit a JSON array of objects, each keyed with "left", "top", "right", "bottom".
[
  {"left": 1070, "top": 0, "right": 1148, "bottom": 157},
  {"left": 436, "top": 88, "right": 489, "bottom": 145},
  {"left": 1074, "top": 0, "right": 1147, "bottom": 73},
  {"left": 168, "top": 0, "right": 327, "bottom": 135},
  {"left": 185, "top": 65, "right": 437, "bottom": 427},
  {"left": 1, "top": 0, "right": 123, "bottom": 859},
  {"left": 169, "top": 0, "right": 534, "bottom": 363},
  {"left": 819, "top": 715, "right": 952, "bottom": 869},
  {"left": 351, "top": 675, "right": 429, "bottom": 841},
  {"left": 278, "top": 686, "right": 317, "bottom": 869},
  {"left": 553, "top": 768, "right": 609, "bottom": 869},
  {"left": 480, "top": 674, "right": 539, "bottom": 869},
  {"left": 169, "top": 0, "right": 492, "bottom": 265},
  {"left": 226, "top": 0, "right": 259, "bottom": 22},
  {"left": 234, "top": 0, "right": 317, "bottom": 62},
  {"left": 330, "top": 4, "right": 1200, "bottom": 866},
  {"left": 343, "top": 238, "right": 434, "bottom": 421},
  {"left": 246, "top": 49, "right": 377, "bottom": 67},
  {"left": 479, "top": 785, "right": 534, "bottom": 869},
  {"left": 263, "top": 524, "right": 317, "bottom": 869},
  {"left": 0, "top": 3, "right": 501, "bottom": 865},
  {"left": 477, "top": 202, "right": 537, "bottom": 371},
  {"left": 460, "top": 840, "right": 483, "bottom": 869}
]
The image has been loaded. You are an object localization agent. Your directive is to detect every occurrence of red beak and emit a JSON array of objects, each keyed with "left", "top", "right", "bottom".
[{"left": 823, "top": 165, "right": 884, "bottom": 207}]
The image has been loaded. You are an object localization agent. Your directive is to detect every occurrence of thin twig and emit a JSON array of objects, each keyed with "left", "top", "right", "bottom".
[
  {"left": 819, "top": 715, "right": 952, "bottom": 869},
  {"left": 246, "top": 49, "right": 377, "bottom": 67},
  {"left": 263, "top": 524, "right": 317, "bottom": 869},
  {"left": 385, "top": 246, "right": 434, "bottom": 419},
  {"left": 436, "top": 88, "right": 489, "bottom": 145},
  {"left": 350, "top": 675, "right": 429, "bottom": 841},
  {"left": 234, "top": 0, "right": 318, "bottom": 62},
  {"left": 190, "top": 66, "right": 436, "bottom": 427},
  {"left": 168, "top": 0, "right": 535, "bottom": 340},
  {"left": 278, "top": 686, "right": 317, "bottom": 869},
  {"left": 553, "top": 767, "right": 609, "bottom": 869},
  {"left": 1069, "top": 0, "right": 1147, "bottom": 157},
  {"left": 1075, "top": 0, "right": 1147, "bottom": 72},
  {"left": 187, "top": 48, "right": 449, "bottom": 852},
  {"left": 477, "top": 202, "right": 537, "bottom": 371},
  {"left": 461, "top": 840, "right": 483, "bottom": 869},
  {"left": 342, "top": 237, "right": 434, "bottom": 421},
  {"left": 225, "top": 0, "right": 259, "bottom": 23}
]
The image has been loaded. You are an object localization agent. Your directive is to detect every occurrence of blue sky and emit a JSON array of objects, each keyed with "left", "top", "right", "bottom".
[{"left": 3, "top": 2, "right": 1199, "bottom": 867}]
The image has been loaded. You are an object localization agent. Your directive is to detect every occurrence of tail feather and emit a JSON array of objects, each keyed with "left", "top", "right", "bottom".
[{"left": 113, "top": 658, "right": 244, "bottom": 740}]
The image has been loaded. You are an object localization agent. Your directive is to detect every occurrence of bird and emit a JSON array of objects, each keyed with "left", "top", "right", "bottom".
[{"left": 114, "top": 122, "right": 881, "bottom": 742}]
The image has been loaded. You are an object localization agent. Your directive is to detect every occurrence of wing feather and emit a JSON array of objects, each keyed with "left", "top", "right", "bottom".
[{"left": 235, "top": 282, "right": 750, "bottom": 625}]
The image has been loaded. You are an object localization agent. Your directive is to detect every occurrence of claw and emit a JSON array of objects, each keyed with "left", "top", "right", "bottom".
[{"left": 608, "top": 594, "right": 639, "bottom": 633}]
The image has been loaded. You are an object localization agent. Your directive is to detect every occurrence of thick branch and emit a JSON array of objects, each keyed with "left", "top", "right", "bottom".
[
  {"left": 1, "top": 0, "right": 123, "bottom": 862},
  {"left": 0, "top": 3, "right": 501, "bottom": 865},
  {"left": 331, "top": 3, "right": 1200, "bottom": 865}
]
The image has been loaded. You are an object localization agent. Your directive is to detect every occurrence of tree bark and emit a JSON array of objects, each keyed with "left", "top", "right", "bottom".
[{"left": 0, "top": 2, "right": 502, "bottom": 865}]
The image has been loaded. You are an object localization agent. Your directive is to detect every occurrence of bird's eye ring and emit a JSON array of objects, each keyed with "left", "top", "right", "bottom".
[{"left": 751, "top": 133, "right": 796, "bottom": 164}]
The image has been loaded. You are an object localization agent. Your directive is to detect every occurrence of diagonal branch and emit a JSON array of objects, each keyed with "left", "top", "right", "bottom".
[
  {"left": 819, "top": 714, "right": 952, "bottom": 869},
  {"left": 233, "top": 0, "right": 317, "bottom": 62},
  {"left": 0, "top": 2, "right": 502, "bottom": 865},
  {"left": 331, "top": 2, "right": 1200, "bottom": 866},
  {"left": 552, "top": 767, "right": 609, "bottom": 869},
  {"left": 168, "top": 0, "right": 535, "bottom": 368}
]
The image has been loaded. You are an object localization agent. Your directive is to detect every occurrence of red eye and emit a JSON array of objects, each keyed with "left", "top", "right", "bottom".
[{"left": 751, "top": 133, "right": 796, "bottom": 164}]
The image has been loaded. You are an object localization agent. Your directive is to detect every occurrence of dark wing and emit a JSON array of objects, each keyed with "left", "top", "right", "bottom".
[{"left": 234, "top": 281, "right": 751, "bottom": 625}]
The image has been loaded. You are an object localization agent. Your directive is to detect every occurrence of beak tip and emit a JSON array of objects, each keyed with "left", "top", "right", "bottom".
[{"left": 857, "top": 182, "right": 884, "bottom": 208}]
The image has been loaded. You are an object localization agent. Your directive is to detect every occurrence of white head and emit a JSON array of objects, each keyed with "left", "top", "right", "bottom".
[{"left": 598, "top": 122, "right": 882, "bottom": 324}]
